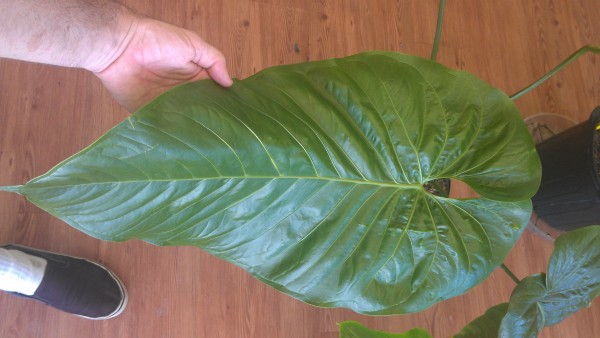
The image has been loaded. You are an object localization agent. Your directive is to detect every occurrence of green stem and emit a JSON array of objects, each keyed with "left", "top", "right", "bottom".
[
  {"left": 500, "top": 263, "right": 521, "bottom": 285},
  {"left": 510, "top": 45, "right": 600, "bottom": 100},
  {"left": 430, "top": 0, "right": 446, "bottom": 61}
]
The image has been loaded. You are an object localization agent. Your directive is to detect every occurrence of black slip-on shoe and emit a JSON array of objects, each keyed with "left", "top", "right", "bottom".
[{"left": 1, "top": 244, "right": 128, "bottom": 320}]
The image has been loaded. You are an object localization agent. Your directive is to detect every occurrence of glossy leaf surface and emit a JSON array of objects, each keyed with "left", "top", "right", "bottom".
[
  {"left": 499, "top": 225, "right": 600, "bottom": 337},
  {"left": 4, "top": 52, "right": 540, "bottom": 314},
  {"left": 454, "top": 303, "right": 509, "bottom": 338},
  {"left": 339, "top": 321, "right": 432, "bottom": 338}
]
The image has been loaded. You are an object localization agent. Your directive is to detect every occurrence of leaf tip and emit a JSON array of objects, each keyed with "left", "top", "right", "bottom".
[{"left": 0, "top": 185, "right": 23, "bottom": 194}]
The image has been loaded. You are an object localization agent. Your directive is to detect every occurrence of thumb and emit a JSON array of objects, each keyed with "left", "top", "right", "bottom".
[
  {"left": 205, "top": 57, "right": 234, "bottom": 87},
  {"left": 194, "top": 39, "right": 233, "bottom": 87}
]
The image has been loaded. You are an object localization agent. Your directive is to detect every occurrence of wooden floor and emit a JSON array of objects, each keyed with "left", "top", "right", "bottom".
[{"left": 1, "top": 0, "right": 599, "bottom": 337}]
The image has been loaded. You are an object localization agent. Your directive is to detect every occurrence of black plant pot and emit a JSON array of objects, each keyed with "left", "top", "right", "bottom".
[{"left": 531, "top": 107, "right": 600, "bottom": 231}]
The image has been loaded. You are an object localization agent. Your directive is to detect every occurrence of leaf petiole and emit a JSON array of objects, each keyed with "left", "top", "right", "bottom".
[
  {"left": 510, "top": 45, "right": 600, "bottom": 100},
  {"left": 500, "top": 263, "right": 521, "bottom": 284},
  {"left": 430, "top": 0, "right": 446, "bottom": 61}
]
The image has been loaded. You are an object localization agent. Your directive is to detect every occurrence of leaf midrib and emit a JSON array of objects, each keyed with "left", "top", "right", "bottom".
[{"left": 22, "top": 176, "right": 425, "bottom": 191}]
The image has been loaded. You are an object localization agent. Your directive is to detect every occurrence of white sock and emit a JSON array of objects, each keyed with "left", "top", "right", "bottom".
[{"left": 0, "top": 248, "right": 48, "bottom": 296}]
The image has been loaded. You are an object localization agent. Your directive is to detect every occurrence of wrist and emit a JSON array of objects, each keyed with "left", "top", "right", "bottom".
[{"left": 83, "top": 4, "right": 141, "bottom": 73}]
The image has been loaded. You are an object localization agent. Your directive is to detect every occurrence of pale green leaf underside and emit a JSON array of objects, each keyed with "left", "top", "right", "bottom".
[
  {"left": 8, "top": 52, "right": 540, "bottom": 314},
  {"left": 339, "top": 321, "right": 432, "bottom": 338}
]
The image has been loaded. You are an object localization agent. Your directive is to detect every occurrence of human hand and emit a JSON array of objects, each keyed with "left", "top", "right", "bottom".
[{"left": 95, "top": 17, "right": 233, "bottom": 112}]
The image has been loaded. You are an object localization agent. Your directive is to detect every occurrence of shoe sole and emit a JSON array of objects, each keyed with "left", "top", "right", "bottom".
[{"left": 1, "top": 244, "right": 129, "bottom": 320}]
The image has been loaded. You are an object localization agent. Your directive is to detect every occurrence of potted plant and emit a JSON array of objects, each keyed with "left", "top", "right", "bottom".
[{"left": 0, "top": 1, "right": 598, "bottom": 337}]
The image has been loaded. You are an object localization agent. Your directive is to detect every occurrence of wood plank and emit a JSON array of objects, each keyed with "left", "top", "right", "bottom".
[{"left": 1, "top": 0, "right": 599, "bottom": 337}]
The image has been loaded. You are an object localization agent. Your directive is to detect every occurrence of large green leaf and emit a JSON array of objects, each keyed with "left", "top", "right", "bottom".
[
  {"left": 1, "top": 52, "right": 540, "bottom": 314},
  {"left": 339, "top": 321, "right": 432, "bottom": 338},
  {"left": 499, "top": 225, "right": 600, "bottom": 337}
]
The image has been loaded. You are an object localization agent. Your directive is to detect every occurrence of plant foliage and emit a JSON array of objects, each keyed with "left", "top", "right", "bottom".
[
  {"left": 343, "top": 225, "right": 600, "bottom": 337},
  {"left": 499, "top": 225, "right": 600, "bottom": 337},
  {"left": 454, "top": 303, "right": 509, "bottom": 338}
]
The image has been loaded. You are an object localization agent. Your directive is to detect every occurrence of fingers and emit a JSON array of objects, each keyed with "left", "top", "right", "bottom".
[{"left": 193, "top": 38, "right": 234, "bottom": 88}]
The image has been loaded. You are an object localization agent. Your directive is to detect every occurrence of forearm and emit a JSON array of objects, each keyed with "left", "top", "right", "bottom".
[{"left": 0, "top": 0, "right": 138, "bottom": 72}]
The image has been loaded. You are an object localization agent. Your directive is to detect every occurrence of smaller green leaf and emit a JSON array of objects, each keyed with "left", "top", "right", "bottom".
[
  {"left": 453, "top": 303, "right": 509, "bottom": 338},
  {"left": 498, "top": 274, "right": 546, "bottom": 338},
  {"left": 545, "top": 225, "right": 600, "bottom": 324},
  {"left": 499, "top": 225, "right": 600, "bottom": 338},
  {"left": 338, "top": 321, "right": 432, "bottom": 338}
]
